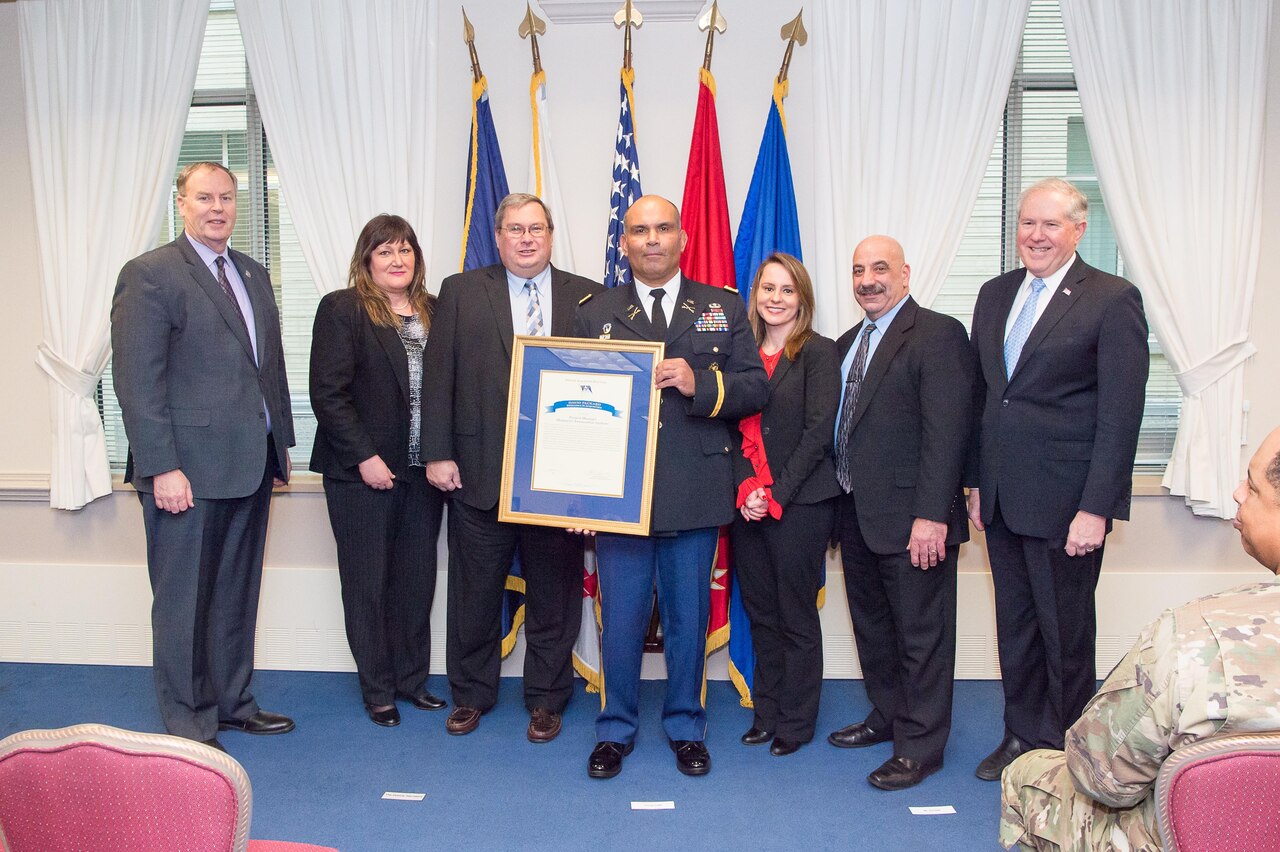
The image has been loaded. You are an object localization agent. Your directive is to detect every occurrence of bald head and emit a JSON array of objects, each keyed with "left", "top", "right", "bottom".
[
  {"left": 851, "top": 235, "right": 911, "bottom": 321},
  {"left": 620, "top": 195, "right": 688, "bottom": 287},
  {"left": 1234, "top": 426, "right": 1280, "bottom": 573}
]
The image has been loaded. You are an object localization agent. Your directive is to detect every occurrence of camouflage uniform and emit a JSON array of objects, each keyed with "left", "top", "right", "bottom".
[{"left": 999, "top": 580, "right": 1280, "bottom": 851}]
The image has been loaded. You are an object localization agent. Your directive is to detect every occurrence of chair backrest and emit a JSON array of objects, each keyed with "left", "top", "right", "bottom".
[
  {"left": 1155, "top": 731, "right": 1280, "bottom": 852},
  {"left": 0, "top": 723, "right": 252, "bottom": 852}
]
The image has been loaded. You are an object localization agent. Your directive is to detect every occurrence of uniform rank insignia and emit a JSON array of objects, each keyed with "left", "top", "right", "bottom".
[{"left": 695, "top": 304, "right": 729, "bottom": 332}]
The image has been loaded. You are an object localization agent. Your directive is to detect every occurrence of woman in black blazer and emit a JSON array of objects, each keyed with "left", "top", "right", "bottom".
[
  {"left": 310, "top": 214, "right": 445, "bottom": 727},
  {"left": 731, "top": 252, "right": 842, "bottom": 756}
]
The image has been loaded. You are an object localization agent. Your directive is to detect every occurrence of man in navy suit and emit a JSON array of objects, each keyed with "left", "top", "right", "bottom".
[
  {"left": 968, "top": 178, "right": 1149, "bottom": 781},
  {"left": 574, "top": 195, "right": 768, "bottom": 779},
  {"left": 112, "top": 161, "right": 296, "bottom": 750},
  {"left": 421, "top": 193, "right": 601, "bottom": 743},
  {"left": 827, "top": 235, "right": 975, "bottom": 791}
]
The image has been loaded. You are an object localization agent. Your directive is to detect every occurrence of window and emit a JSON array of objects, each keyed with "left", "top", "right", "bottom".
[
  {"left": 939, "top": 0, "right": 1180, "bottom": 472},
  {"left": 101, "top": 0, "right": 319, "bottom": 471}
]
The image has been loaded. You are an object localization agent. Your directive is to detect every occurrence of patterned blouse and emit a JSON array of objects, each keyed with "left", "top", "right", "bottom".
[{"left": 397, "top": 313, "right": 427, "bottom": 467}]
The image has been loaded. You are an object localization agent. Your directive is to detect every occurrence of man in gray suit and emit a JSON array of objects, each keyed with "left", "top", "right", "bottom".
[{"left": 112, "top": 161, "right": 296, "bottom": 750}]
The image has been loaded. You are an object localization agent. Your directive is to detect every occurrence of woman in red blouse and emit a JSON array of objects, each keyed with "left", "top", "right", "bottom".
[{"left": 731, "top": 253, "right": 842, "bottom": 756}]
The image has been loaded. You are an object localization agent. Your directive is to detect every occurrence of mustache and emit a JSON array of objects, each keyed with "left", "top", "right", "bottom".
[{"left": 856, "top": 283, "right": 886, "bottom": 297}]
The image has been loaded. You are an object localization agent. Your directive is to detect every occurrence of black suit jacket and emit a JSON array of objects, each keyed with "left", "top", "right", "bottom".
[
  {"left": 112, "top": 236, "right": 294, "bottom": 497},
  {"left": 309, "top": 288, "right": 432, "bottom": 481},
  {"left": 421, "top": 264, "right": 602, "bottom": 511},
  {"left": 731, "top": 334, "right": 842, "bottom": 509},
  {"left": 575, "top": 278, "right": 769, "bottom": 532},
  {"left": 836, "top": 297, "right": 975, "bottom": 555},
  {"left": 968, "top": 257, "right": 1149, "bottom": 538}
]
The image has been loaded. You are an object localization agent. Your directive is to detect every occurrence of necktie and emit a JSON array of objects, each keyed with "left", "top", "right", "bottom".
[
  {"left": 649, "top": 288, "right": 667, "bottom": 339},
  {"left": 1004, "top": 277, "right": 1047, "bottom": 378},
  {"left": 524, "top": 279, "right": 544, "bottom": 336},
  {"left": 214, "top": 256, "right": 248, "bottom": 332},
  {"left": 834, "top": 322, "right": 876, "bottom": 492}
]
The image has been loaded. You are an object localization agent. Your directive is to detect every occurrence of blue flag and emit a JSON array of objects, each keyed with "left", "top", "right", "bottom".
[
  {"left": 461, "top": 77, "right": 510, "bottom": 272},
  {"left": 732, "top": 80, "right": 802, "bottom": 303},
  {"left": 603, "top": 67, "right": 643, "bottom": 288},
  {"left": 727, "top": 79, "right": 804, "bottom": 706}
]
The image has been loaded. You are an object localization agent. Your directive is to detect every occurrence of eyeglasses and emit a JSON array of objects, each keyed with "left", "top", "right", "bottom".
[{"left": 502, "top": 224, "right": 549, "bottom": 238}]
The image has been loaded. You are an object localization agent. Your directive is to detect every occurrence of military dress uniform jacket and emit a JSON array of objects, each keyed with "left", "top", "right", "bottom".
[
  {"left": 999, "top": 580, "right": 1280, "bottom": 851},
  {"left": 574, "top": 278, "right": 768, "bottom": 533}
]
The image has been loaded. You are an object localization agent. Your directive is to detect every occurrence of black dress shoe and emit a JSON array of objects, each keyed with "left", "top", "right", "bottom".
[
  {"left": 975, "top": 732, "right": 1029, "bottom": 781},
  {"left": 200, "top": 737, "right": 226, "bottom": 753},
  {"left": 868, "top": 755, "right": 943, "bottom": 791},
  {"left": 588, "top": 741, "right": 634, "bottom": 779},
  {"left": 827, "top": 722, "right": 892, "bottom": 749},
  {"left": 770, "top": 737, "right": 803, "bottom": 756},
  {"left": 398, "top": 688, "right": 447, "bottom": 711},
  {"left": 670, "top": 739, "right": 711, "bottom": 776},
  {"left": 741, "top": 726, "right": 773, "bottom": 745},
  {"left": 365, "top": 704, "right": 401, "bottom": 727},
  {"left": 218, "top": 710, "right": 295, "bottom": 735}
]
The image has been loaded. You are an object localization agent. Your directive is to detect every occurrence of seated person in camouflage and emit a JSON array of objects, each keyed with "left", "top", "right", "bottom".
[{"left": 999, "top": 425, "right": 1280, "bottom": 852}]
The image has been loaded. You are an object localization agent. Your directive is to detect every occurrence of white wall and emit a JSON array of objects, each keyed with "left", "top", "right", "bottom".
[{"left": 1, "top": 1, "right": 1276, "bottom": 682}]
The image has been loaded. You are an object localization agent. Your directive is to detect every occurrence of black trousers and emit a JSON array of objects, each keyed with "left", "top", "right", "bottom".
[
  {"left": 985, "top": 503, "right": 1104, "bottom": 750},
  {"left": 140, "top": 444, "right": 274, "bottom": 741},
  {"left": 837, "top": 493, "right": 957, "bottom": 763},
  {"left": 444, "top": 499, "right": 582, "bottom": 713},
  {"left": 730, "top": 500, "right": 832, "bottom": 742},
  {"left": 323, "top": 473, "right": 444, "bottom": 706}
]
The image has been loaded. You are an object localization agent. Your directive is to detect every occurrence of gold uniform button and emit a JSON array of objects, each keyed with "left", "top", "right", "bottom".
[{"left": 712, "top": 346, "right": 720, "bottom": 353}]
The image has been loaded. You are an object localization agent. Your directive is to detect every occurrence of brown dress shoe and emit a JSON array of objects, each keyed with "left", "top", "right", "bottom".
[
  {"left": 446, "top": 706, "right": 481, "bottom": 735},
  {"left": 527, "top": 708, "right": 562, "bottom": 743}
]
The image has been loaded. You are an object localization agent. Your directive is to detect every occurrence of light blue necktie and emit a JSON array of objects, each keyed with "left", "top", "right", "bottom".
[
  {"left": 524, "top": 280, "right": 545, "bottom": 336},
  {"left": 1004, "top": 277, "right": 1046, "bottom": 378}
]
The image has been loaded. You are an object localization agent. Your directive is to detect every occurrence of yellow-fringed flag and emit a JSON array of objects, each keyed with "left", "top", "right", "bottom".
[{"left": 678, "top": 5, "right": 736, "bottom": 669}]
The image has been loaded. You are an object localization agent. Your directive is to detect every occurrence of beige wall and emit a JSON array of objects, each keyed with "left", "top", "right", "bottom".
[{"left": 0, "top": 1, "right": 1276, "bottom": 677}]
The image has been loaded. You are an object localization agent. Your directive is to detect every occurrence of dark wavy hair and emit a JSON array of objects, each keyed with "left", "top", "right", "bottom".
[{"left": 347, "top": 214, "right": 431, "bottom": 329}]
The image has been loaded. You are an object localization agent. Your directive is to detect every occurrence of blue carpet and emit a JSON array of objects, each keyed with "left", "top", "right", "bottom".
[{"left": 0, "top": 664, "right": 1008, "bottom": 851}]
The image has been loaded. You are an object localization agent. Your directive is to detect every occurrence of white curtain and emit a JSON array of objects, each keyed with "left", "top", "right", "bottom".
[
  {"left": 1060, "top": 0, "right": 1271, "bottom": 519},
  {"left": 235, "top": 0, "right": 439, "bottom": 295},
  {"left": 19, "top": 0, "right": 208, "bottom": 510},
  {"left": 809, "top": 0, "right": 1030, "bottom": 335}
]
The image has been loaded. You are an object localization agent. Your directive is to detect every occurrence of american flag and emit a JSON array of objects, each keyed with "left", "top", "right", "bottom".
[{"left": 603, "top": 67, "right": 643, "bottom": 288}]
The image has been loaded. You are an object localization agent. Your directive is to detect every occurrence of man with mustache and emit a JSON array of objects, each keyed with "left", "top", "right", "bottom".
[
  {"left": 826, "top": 235, "right": 976, "bottom": 790},
  {"left": 1000, "top": 426, "right": 1280, "bottom": 850}
]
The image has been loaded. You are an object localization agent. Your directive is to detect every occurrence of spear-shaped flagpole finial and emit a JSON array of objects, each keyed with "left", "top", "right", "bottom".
[
  {"left": 519, "top": 3, "right": 547, "bottom": 75},
  {"left": 462, "top": 7, "right": 483, "bottom": 83},
  {"left": 777, "top": 9, "right": 807, "bottom": 84},
  {"left": 613, "top": 0, "right": 643, "bottom": 70},
  {"left": 698, "top": 1, "right": 728, "bottom": 72}
]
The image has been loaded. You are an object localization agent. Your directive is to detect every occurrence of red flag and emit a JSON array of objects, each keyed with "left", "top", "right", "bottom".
[
  {"left": 679, "top": 67, "right": 736, "bottom": 654},
  {"left": 680, "top": 69, "right": 735, "bottom": 288}
]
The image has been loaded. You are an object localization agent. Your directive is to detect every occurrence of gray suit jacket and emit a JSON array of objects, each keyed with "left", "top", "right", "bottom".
[{"left": 111, "top": 235, "right": 294, "bottom": 498}]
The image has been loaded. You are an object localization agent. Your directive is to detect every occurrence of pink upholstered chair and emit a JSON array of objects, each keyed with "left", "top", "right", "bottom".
[
  {"left": 1155, "top": 731, "right": 1280, "bottom": 852},
  {"left": 0, "top": 723, "right": 336, "bottom": 852}
]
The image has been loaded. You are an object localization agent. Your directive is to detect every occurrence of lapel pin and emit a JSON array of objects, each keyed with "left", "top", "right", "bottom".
[
  {"left": 627, "top": 305, "right": 641, "bottom": 320},
  {"left": 1063, "top": 288, "right": 1071, "bottom": 295},
  {"left": 602, "top": 323, "right": 612, "bottom": 334}
]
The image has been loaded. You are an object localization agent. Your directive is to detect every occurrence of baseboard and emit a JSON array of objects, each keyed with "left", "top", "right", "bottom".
[{"left": 0, "top": 559, "right": 1259, "bottom": 680}]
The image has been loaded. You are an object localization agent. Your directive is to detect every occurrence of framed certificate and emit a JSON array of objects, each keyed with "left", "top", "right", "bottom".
[{"left": 498, "top": 335, "right": 663, "bottom": 535}]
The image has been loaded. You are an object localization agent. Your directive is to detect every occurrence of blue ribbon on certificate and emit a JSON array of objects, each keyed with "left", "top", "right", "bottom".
[{"left": 545, "top": 399, "right": 621, "bottom": 417}]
